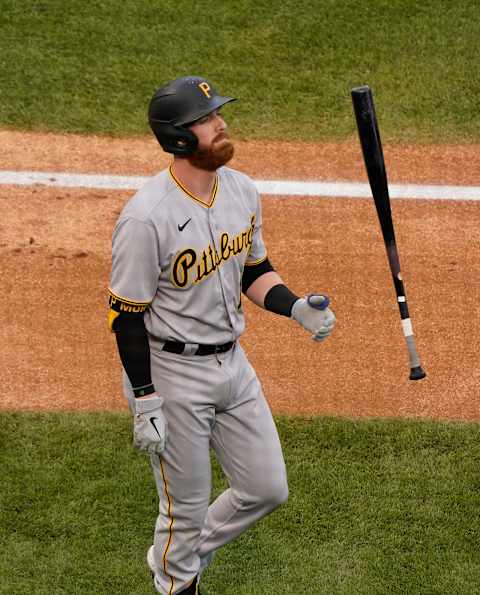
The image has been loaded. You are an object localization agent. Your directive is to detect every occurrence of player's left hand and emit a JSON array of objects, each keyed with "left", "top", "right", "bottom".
[
  {"left": 291, "top": 294, "right": 336, "bottom": 342},
  {"left": 133, "top": 395, "right": 168, "bottom": 455}
]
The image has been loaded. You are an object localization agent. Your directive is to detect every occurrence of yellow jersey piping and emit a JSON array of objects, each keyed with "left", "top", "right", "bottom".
[
  {"left": 245, "top": 255, "right": 268, "bottom": 266},
  {"left": 169, "top": 165, "right": 218, "bottom": 209},
  {"left": 108, "top": 289, "right": 151, "bottom": 307}
]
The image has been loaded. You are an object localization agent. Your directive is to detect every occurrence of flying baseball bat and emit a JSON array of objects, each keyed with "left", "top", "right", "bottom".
[{"left": 351, "top": 85, "right": 426, "bottom": 381}]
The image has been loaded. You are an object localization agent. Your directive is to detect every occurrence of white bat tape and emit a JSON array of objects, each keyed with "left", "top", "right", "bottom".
[{"left": 401, "top": 318, "right": 413, "bottom": 337}]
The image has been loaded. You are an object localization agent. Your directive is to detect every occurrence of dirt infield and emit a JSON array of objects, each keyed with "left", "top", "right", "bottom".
[{"left": 1, "top": 130, "right": 479, "bottom": 420}]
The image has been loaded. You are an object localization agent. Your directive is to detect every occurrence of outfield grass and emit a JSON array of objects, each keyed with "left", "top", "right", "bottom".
[
  {"left": 1, "top": 0, "right": 479, "bottom": 142},
  {"left": 1, "top": 412, "right": 479, "bottom": 594}
]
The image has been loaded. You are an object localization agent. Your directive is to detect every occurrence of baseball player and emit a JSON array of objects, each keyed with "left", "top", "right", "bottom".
[{"left": 108, "top": 75, "right": 336, "bottom": 595}]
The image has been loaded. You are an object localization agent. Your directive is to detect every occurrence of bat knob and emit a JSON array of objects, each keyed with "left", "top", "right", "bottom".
[{"left": 409, "top": 366, "right": 426, "bottom": 381}]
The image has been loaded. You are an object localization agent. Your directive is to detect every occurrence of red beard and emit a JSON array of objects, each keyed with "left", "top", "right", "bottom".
[{"left": 188, "top": 138, "right": 234, "bottom": 171}]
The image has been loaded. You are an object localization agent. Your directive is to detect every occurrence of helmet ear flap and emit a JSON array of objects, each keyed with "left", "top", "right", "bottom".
[{"left": 150, "top": 121, "right": 198, "bottom": 156}]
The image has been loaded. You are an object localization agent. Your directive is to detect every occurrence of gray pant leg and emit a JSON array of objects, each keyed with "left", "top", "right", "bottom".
[
  {"left": 196, "top": 345, "right": 289, "bottom": 560},
  {"left": 124, "top": 345, "right": 287, "bottom": 592},
  {"left": 124, "top": 356, "right": 215, "bottom": 594}
]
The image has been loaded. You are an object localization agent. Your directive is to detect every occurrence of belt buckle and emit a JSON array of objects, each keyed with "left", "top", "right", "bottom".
[{"left": 183, "top": 343, "right": 199, "bottom": 356}]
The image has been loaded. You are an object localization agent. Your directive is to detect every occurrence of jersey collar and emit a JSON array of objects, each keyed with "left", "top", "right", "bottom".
[{"left": 169, "top": 165, "right": 218, "bottom": 209}]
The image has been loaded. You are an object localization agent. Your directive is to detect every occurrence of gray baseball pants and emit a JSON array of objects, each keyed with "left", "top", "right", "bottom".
[{"left": 123, "top": 341, "right": 288, "bottom": 595}]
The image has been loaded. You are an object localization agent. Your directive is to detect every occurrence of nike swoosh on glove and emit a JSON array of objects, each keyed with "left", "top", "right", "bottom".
[
  {"left": 133, "top": 395, "right": 168, "bottom": 455},
  {"left": 291, "top": 294, "right": 336, "bottom": 342}
]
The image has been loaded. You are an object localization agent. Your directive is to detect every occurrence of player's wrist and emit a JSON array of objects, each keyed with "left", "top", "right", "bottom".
[
  {"left": 133, "top": 383, "right": 156, "bottom": 398},
  {"left": 264, "top": 284, "right": 299, "bottom": 317}
]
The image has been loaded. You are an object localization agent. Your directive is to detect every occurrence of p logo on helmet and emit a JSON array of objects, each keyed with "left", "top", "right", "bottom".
[{"left": 198, "top": 82, "right": 211, "bottom": 98}]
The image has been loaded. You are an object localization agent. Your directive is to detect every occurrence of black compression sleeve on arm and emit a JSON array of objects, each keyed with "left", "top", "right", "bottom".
[
  {"left": 264, "top": 283, "right": 300, "bottom": 317},
  {"left": 242, "top": 258, "right": 274, "bottom": 293},
  {"left": 113, "top": 313, "right": 154, "bottom": 397}
]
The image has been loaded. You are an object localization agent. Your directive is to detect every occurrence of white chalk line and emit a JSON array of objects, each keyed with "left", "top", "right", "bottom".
[{"left": 1, "top": 170, "right": 480, "bottom": 201}]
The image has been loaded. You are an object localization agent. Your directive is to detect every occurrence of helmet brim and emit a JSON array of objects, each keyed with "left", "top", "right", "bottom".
[{"left": 176, "top": 96, "right": 237, "bottom": 127}]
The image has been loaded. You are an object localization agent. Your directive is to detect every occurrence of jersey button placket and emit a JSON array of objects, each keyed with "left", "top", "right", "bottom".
[{"left": 208, "top": 211, "right": 235, "bottom": 331}]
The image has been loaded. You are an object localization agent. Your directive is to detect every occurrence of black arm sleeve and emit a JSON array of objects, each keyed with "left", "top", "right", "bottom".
[
  {"left": 242, "top": 257, "right": 274, "bottom": 293},
  {"left": 112, "top": 313, "right": 155, "bottom": 397}
]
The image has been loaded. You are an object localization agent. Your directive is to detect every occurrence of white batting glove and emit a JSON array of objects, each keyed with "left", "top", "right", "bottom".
[
  {"left": 291, "top": 294, "right": 336, "bottom": 342},
  {"left": 133, "top": 395, "right": 168, "bottom": 455}
]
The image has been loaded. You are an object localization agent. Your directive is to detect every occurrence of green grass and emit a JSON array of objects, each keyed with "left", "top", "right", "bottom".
[
  {"left": 1, "top": 0, "right": 479, "bottom": 142},
  {"left": 1, "top": 412, "right": 480, "bottom": 594}
]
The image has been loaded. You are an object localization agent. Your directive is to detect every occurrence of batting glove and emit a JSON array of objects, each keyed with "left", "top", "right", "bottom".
[
  {"left": 291, "top": 294, "right": 336, "bottom": 342},
  {"left": 133, "top": 395, "right": 168, "bottom": 455}
]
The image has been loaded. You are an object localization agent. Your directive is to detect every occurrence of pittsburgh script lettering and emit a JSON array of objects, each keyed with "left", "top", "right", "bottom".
[{"left": 172, "top": 215, "right": 256, "bottom": 288}]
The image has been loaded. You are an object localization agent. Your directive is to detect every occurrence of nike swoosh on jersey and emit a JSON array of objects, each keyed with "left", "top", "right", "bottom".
[{"left": 178, "top": 218, "right": 192, "bottom": 232}]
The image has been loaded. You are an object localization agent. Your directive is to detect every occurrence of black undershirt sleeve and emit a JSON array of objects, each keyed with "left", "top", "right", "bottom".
[
  {"left": 242, "top": 258, "right": 274, "bottom": 293},
  {"left": 112, "top": 313, "right": 155, "bottom": 398}
]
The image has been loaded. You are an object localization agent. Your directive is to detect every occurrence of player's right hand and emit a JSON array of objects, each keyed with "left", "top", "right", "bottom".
[
  {"left": 133, "top": 395, "right": 168, "bottom": 455},
  {"left": 291, "top": 294, "right": 336, "bottom": 342}
]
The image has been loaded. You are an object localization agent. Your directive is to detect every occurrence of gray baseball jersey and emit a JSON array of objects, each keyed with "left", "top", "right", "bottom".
[{"left": 109, "top": 165, "right": 267, "bottom": 344}]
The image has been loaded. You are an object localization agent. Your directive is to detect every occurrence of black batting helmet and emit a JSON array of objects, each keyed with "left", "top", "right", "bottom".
[{"left": 148, "top": 76, "right": 236, "bottom": 155}]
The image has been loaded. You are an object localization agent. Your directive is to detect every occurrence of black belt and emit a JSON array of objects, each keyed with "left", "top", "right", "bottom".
[{"left": 162, "top": 340, "right": 234, "bottom": 356}]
